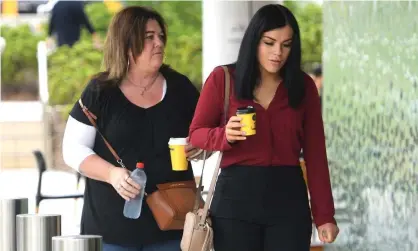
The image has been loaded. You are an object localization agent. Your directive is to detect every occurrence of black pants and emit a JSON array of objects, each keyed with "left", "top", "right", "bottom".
[{"left": 210, "top": 165, "right": 312, "bottom": 251}]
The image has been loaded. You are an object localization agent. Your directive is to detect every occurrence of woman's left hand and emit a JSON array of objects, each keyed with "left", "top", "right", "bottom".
[
  {"left": 185, "top": 137, "right": 202, "bottom": 160},
  {"left": 317, "top": 223, "right": 339, "bottom": 243}
]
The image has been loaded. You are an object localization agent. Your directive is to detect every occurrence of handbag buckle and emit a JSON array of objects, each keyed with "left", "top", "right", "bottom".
[{"left": 117, "top": 159, "right": 126, "bottom": 169}]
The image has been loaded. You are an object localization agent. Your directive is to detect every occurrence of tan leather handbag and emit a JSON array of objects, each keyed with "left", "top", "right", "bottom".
[
  {"left": 146, "top": 180, "right": 201, "bottom": 230},
  {"left": 79, "top": 99, "right": 201, "bottom": 231},
  {"left": 180, "top": 66, "right": 231, "bottom": 251}
]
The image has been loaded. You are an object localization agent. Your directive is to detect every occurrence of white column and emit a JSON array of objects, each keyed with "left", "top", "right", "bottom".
[{"left": 202, "top": 1, "right": 280, "bottom": 82}]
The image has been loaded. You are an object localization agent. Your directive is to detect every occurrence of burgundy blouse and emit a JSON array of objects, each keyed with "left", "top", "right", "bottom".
[{"left": 189, "top": 66, "right": 336, "bottom": 227}]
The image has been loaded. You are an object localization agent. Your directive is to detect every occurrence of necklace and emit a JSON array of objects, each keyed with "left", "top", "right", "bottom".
[{"left": 126, "top": 75, "right": 159, "bottom": 96}]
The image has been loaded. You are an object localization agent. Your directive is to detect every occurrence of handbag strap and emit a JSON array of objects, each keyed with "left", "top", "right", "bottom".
[
  {"left": 195, "top": 66, "right": 230, "bottom": 224},
  {"left": 78, "top": 99, "right": 127, "bottom": 169}
]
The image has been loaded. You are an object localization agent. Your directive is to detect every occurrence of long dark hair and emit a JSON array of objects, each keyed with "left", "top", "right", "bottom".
[{"left": 234, "top": 4, "right": 304, "bottom": 108}]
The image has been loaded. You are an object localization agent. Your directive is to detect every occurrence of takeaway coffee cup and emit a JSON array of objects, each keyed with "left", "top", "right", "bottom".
[
  {"left": 168, "top": 138, "right": 188, "bottom": 171},
  {"left": 236, "top": 106, "right": 256, "bottom": 136}
]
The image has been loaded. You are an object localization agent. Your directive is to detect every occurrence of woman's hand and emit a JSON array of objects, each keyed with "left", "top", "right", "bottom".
[
  {"left": 185, "top": 138, "right": 201, "bottom": 158},
  {"left": 317, "top": 223, "right": 339, "bottom": 243},
  {"left": 108, "top": 166, "right": 141, "bottom": 201},
  {"left": 185, "top": 137, "right": 205, "bottom": 161},
  {"left": 225, "top": 116, "right": 246, "bottom": 143}
]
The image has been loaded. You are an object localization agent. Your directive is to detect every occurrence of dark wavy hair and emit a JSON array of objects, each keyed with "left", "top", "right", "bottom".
[{"left": 234, "top": 4, "right": 304, "bottom": 108}]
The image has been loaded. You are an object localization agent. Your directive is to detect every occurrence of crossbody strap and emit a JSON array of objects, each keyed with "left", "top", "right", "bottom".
[
  {"left": 78, "top": 99, "right": 126, "bottom": 169},
  {"left": 195, "top": 66, "right": 230, "bottom": 223}
]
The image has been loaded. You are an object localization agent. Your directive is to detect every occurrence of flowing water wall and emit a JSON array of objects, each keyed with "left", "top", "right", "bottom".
[{"left": 323, "top": 1, "right": 418, "bottom": 251}]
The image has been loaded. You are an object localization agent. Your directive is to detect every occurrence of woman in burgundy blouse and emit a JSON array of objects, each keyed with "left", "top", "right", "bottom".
[{"left": 189, "top": 4, "right": 339, "bottom": 251}]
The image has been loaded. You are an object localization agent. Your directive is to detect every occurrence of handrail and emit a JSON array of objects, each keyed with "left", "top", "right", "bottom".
[
  {"left": 0, "top": 36, "right": 6, "bottom": 103},
  {"left": 37, "top": 41, "right": 49, "bottom": 104},
  {"left": 36, "top": 40, "right": 52, "bottom": 171},
  {"left": 0, "top": 37, "right": 5, "bottom": 53}
]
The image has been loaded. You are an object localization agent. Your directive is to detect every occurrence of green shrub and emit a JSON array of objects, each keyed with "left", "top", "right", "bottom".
[
  {"left": 0, "top": 25, "right": 45, "bottom": 87},
  {"left": 84, "top": 2, "right": 113, "bottom": 35},
  {"left": 47, "top": 39, "right": 103, "bottom": 107},
  {"left": 283, "top": 1, "right": 323, "bottom": 69},
  {"left": 48, "top": 3, "right": 110, "bottom": 109}
]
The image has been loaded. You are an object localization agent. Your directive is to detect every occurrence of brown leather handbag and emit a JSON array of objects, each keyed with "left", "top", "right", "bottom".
[
  {"left": 180, "top": 66, "right": 231, "bottom": 251},
  {"left": 79, "top": 100, "right": 201, "bottom": 231},
  {"left": 146, "top": 180, "right": 202, "bottom": 230}
]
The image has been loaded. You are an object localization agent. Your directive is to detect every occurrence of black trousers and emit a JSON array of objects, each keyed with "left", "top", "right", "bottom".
[{"left": 210, "top": 165, "right": 312, "bottom": 251}]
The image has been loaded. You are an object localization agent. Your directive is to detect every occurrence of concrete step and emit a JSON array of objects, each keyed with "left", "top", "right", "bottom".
[
  {"left": 0, "top": 153, "right": 37, "bottom": 169},
  {"left": 0, "top": 101, "right": 45, "bottom": 169},
  {"left": 0, "top": 121, "right": 44, "bottom": 136},
  {"left": 0, "top": 101, "right": 43, "bottom": 122},
  {"left": 1, "top": 121, "right": 45, "bottom": 169}
]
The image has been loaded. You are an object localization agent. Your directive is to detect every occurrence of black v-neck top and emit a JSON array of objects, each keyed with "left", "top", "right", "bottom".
[{"left": 69, "top": 67, "right": 199, "bottom": 246}]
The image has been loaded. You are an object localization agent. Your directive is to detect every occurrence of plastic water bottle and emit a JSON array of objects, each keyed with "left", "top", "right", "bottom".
[{"left": 123, "top": 162, "right": 147, "bottom": 219}]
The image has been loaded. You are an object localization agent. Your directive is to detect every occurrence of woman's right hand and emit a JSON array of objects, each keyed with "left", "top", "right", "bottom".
[
  {"left": 225, "top": 116, "right": 246, "bottom": 144},
  {"left": 108, "top": 166, "right": 141, "bottom": 201}
]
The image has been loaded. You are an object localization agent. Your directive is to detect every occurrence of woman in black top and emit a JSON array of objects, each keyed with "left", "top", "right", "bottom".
[{"left": 62, "top": 6, "right": 201, "bottom": 251}]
